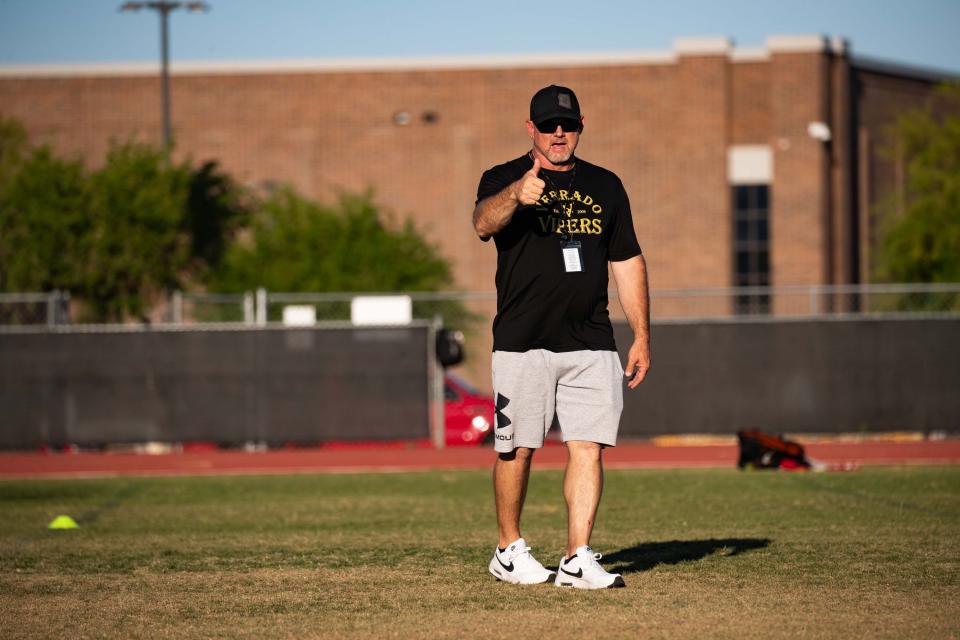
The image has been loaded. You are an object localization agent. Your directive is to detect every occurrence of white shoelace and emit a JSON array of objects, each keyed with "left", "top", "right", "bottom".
[
  {"left": 579, "top": 551, "right": 611, "bottom": 576},
  {"left": 506, "top": 545, "right": 543, "bottom": 570}
]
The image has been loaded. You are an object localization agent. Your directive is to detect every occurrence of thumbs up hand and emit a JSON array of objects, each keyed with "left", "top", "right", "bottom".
[{"left": 514, "top": 157, "right": 545, "bottom": 206}]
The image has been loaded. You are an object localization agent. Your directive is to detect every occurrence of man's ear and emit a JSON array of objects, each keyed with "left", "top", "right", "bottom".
[{"left": 525, "top": 119, "right": 536, "bottom": 139}]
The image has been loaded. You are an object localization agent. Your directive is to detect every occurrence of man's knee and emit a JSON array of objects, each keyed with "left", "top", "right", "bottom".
[
  {"left": 566, "top": 440, "right": 603, "bottom": 461},
  {"left": 498, "top": 447, "right": 536, "bottom": 463}
]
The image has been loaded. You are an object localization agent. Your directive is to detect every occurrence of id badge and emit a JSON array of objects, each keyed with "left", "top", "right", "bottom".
[{"left": 561, "top": 239, "right": 583, "bottom": 273}]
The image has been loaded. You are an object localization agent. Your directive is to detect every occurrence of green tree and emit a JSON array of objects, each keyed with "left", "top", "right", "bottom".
[
  {"left": 213, "top": 188, "right": 453, "bottom": 293},
  {"left": 0, "top": 116, "right": 465, "bottom": 326},
  {"left": 184, "top": 160, "right": 251, "bottom": 278},
  {"left": 0, "top": 126, "right": 90, "bottom": 293},
  {"left": 0, "top": 118, "right": 249, "bottom": 322},
  {"left": 210, "top": 188, "right": 473, "bottom": 325},
  {"left": 874, "top": 85, "right": 960, "bottom": 286},
  {"left": 0, "top": 117, "right": 28, "bottom": 186},
  {"left": 80, "top": 142, "right": 194, "bottom": 320}
]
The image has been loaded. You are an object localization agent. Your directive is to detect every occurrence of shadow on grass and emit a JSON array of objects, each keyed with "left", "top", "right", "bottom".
[
  {"left": 606, "top": 538, "right": 771, "bottom": 574},
  {"left": 76, "top": 482, "right": 143, "bottom": 526}
]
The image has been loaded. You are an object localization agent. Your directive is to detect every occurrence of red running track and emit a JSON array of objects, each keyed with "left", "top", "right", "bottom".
[{"left": 1, "top": 440, "right": 958, "bottom": 479}]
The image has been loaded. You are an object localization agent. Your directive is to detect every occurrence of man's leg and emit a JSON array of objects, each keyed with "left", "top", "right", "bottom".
[
  {"left": 556, "top": 439, "right": 624, "bottom": 588},
  {"left": 489, "top": 445, "right": 554, "bottom": 584},
  {"left": 552, "top": 352, "right": 624, "bottom": 588},
  {"left": 493, "top": 447, "right": 535, "bottom": 547},
  {"left": 487, "top": 351, "right": 555, "bottom": 584},
  {"left": 563, "top": 440, "right": 603, "bottom": 557}
]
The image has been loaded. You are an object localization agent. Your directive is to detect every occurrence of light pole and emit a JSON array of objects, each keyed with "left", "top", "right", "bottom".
[{"left": 119, "top": 2, "right": 210, "bottom": 150}]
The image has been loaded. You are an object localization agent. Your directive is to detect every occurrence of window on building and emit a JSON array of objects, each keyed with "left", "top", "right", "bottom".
[{"left": 733, "top": 184, "right": 770, "bottom": 314}]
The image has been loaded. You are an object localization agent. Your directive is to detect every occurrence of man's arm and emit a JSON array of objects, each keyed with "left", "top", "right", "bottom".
[
  {"left": 610, "top": 254, "right": 650, "bottom": 389},
  {"left": 473, "top": 158, "right": 544, "bottom": 239}
]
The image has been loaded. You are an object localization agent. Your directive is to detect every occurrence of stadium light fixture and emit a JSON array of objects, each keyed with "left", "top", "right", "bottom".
[{"left": 119, "top": 2, "right": 211, "bottom": 150}]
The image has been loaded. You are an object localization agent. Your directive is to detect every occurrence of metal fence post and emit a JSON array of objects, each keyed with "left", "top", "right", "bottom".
[
  {"left": 60, "top": 291, "right": 70, "bottom": 325},
  {"left": 171, "top": 290, "right": 183, "bottom": 324},
  {"left": 46, "top": 290, "right": 58, "bottom": 327},
  {"left": 255, "top": 288, "right": 268, "bottom": 326},
  {"left": 243, "top": 291, "right": 255, "bottom": 325},
  {"left": 428, "top": 316, "right": 446, "bottom": 450}
]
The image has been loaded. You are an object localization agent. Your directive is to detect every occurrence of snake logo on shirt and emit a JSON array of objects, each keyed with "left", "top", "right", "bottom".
[{"left": 536, "top": 190, "right": 604, "bottom": 236}]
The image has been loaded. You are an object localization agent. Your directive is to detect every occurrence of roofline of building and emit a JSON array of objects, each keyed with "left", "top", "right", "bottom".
[
  {"left": 0, "top": 35, "right": 953, "bottom": 80},
  {"left": 0, "top": 50, "right": 678, "bottom": 77},
  {"left": 851, "top": 54, "right": 960, "bottom": 84}
]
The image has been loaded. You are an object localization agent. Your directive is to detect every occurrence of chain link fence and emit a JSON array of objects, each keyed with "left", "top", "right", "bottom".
[
  {"left": 0, "top": 291, "right": 70, "bottom": 326},
  {"left": 2, "top": 284, "right": 959, "bottom": 328},
  {"left": 260, "top": 290, "right": 489, "bottom": 327},
  {"left": 169, "top": 291, "right": 255, "bottom": 324},
  {"left": 647, "top": 283, "right": 960, "bottom": 319}
]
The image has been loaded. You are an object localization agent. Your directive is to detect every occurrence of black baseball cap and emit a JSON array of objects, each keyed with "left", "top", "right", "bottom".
[{"left": 529, "top": 85, "right": 581, "bottom": 125}]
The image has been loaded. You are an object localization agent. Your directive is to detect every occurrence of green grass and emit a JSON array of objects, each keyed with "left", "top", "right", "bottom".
[{"left": 1, "top": 467, "right": 958, "bottom": 639}]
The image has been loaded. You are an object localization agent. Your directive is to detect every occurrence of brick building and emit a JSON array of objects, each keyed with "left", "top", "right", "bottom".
[{"left": 1, "top": 34, "right": 956, "bottom": 380}]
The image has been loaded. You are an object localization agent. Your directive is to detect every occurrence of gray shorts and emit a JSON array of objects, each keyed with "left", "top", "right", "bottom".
[{"left": 491, "top": 349, "right": 624, "bottom": 453}]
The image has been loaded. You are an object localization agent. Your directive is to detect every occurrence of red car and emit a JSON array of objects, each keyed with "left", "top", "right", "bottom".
[{"left": 444, "top": 374, "right": 495, "bottom": 446}]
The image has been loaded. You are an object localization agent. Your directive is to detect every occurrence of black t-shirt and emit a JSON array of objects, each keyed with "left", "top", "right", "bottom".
[{"left": 476, "top": 154, "right": 642, "bottom": 353}]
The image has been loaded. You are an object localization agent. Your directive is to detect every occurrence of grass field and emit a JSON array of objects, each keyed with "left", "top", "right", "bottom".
[{"left": 2, "top": 466, "right": 958, "bottom": 639}]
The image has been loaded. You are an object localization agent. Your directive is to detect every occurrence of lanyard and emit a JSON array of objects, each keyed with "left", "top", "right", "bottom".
[
  {"left": 534, "top": 156, "right": 578, "bottom": 243},
  {"left": 529, "top": 155, "right": 583, "bottom": 273}
]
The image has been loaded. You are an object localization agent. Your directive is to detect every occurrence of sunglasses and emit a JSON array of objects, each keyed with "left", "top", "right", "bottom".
[{"left": 535, "top": 118, "right": 582, "bottom": 134}]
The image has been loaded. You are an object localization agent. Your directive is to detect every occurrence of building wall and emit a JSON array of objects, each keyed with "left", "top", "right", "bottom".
[
  {"left": 0, "top": 47, "right": 821, "bottom": 297},
  {"left": 1, "top": 38, "right": 954, "bottom": 387},
  {"left": 769, "top": 50, "right": 830, "bottom": 309},
  {"left": 730, "top": 62, "right": 771, "bottom": 145}
]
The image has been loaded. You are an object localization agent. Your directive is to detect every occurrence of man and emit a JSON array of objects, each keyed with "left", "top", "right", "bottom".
[{"left": 472, "top": 85, "right": 650, "bottom": 590}]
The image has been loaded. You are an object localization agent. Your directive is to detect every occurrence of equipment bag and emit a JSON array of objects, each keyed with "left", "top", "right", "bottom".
[{"left": 737, "top": 429, "right": 811, "bottom": 470}]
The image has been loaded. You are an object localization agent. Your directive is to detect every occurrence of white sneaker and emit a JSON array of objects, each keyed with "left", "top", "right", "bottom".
[
  {"left": 554, "top": 546, "right": 625, "bottom": 589},
  {"left": 488, "top": 538, "right": 555, "bottom": 584}
]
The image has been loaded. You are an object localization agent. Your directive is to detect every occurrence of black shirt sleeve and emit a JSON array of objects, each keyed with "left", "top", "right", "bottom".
[
  {"left": 607, "top": 179, "right": 642, "bottom": 261},
  {"left": 475, "top": 156, "right": 530, "bottom": 204}
]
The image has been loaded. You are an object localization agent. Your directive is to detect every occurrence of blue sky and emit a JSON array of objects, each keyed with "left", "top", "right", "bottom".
[{"left": 1, "top": 0, "right": 958, "bottom": 74}]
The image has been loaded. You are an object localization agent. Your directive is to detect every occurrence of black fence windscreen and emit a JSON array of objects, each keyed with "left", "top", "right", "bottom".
[
  {"left": 0, "top": 326, "right": 433, "bottom": 449},
  {"left": 615, "top": 317, "right": 960, "bottom": 436},
  {"left": 3, "top": 318, "right": 957, "bottom": 448}
]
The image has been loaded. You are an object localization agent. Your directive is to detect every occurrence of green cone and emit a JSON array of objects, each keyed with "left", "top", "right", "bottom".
[{"left": 48, "top": 515, "right": 79, "bottom": 530}]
